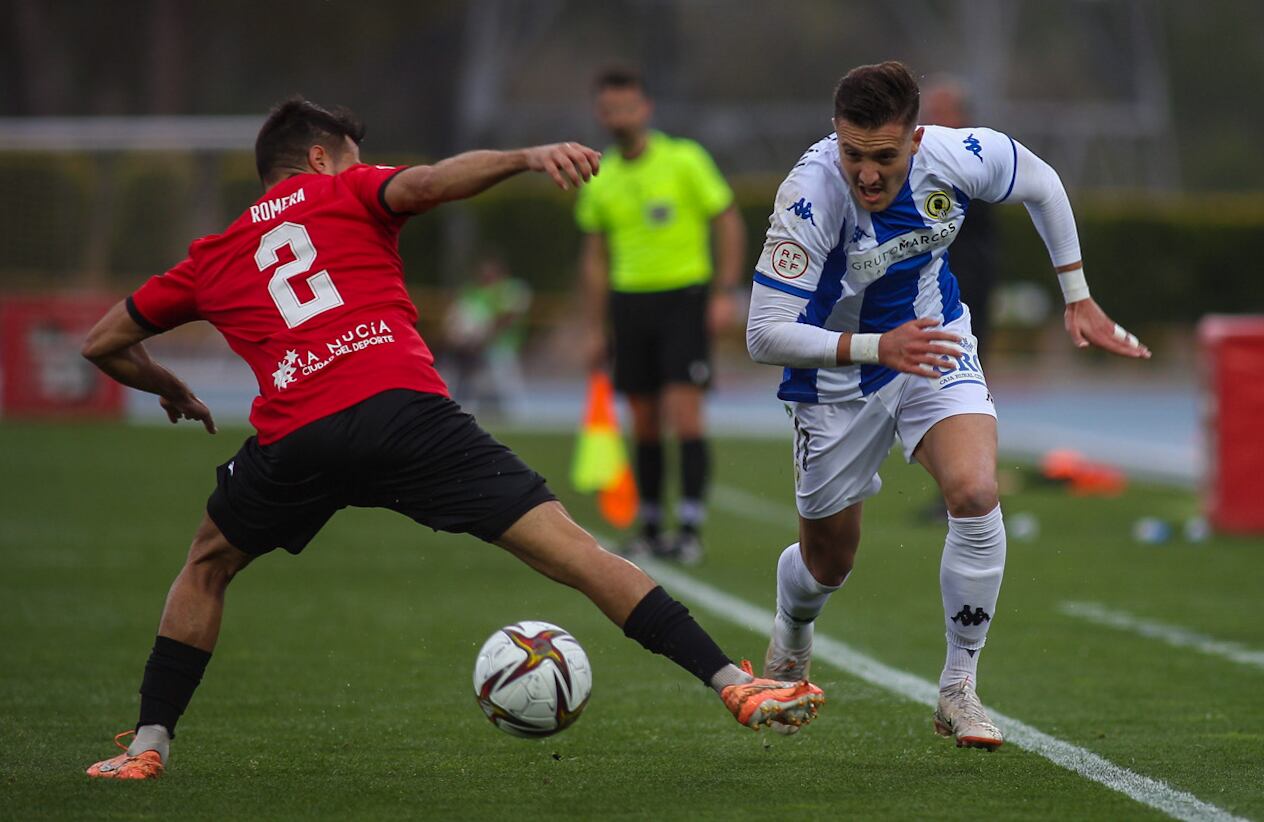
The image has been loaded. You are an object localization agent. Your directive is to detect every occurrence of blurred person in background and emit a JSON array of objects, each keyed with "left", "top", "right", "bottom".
[
  {"left": 921, "top": 74, "right": 997, "bottom": 362},
  {"left": 576, "top": 66, "right": 745, "bottom": 565},
  {"left": 442, "top": 255, "right": 532, "bottom": 419},
  {"left": 746, "top": 61, "right": 1149, "bottom": 750}
]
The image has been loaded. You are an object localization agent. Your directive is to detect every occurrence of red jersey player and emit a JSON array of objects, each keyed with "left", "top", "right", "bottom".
[{"left": 82, "top": 97, "right": 824, "bottom": 779}]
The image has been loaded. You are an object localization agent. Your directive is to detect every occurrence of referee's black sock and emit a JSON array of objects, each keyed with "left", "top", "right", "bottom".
[
  {"left": 635, "top": 441, "right": 665, "bottom": 537},
  {"left": 680, "top": 438, "right": 710, "bottom": 534},
  {"left": 622, "top": 586, "right": 732, "bottom": 686},
  {"left": 137, "top": 635, "right": 212, "bottom": 738}
]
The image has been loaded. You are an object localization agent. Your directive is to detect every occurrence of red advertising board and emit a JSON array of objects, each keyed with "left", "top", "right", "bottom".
[
  {"left": 0, "top": 294, "right": 123, "bottom": 419},
  {"left": 1199, "top": 315, "right": 1264, "bottom": 533}
]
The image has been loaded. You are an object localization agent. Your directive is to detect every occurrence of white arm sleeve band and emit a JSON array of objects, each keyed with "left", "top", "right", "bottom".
[
  {"left": 746, "top": 281, "right": 841, "bottom": 368},
  {"left": 1007, "top": 140, "right": 1082, "bottom": 269}
]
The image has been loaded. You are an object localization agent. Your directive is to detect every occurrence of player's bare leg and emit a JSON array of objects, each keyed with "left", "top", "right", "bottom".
[
  {"left": 663, "top": 383, "right": 708, "bottom": 564},
  {"left": 495, "top": 501, "right": 824, "bottom": 729},
  {"left": 88, "top": 514, "right": 254, "bottom": 778},
  {"left": 156, "top": 515, "right": 255, "bottom": 651},
  {"left": 913, "top": 413, "right": 1005, "bottom": 750},
  {"left": 625, "top": 392, "right": 668, "bottom": 557},
  {"left": 495, "top": 500, "right": 654, "bottom": 623}
]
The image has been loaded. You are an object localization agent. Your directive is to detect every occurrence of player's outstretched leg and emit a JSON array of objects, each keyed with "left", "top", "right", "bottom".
[
  {"left": 88, "top": 514, "right": 253, "bottom": 778},
  {"left": 495, "top": 501, "right": 824, "bottom": 730}
]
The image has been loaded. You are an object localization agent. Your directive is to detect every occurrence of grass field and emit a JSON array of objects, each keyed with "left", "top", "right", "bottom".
[{"left": 2, "top": 420, "right": 1261, "bottom": 820}]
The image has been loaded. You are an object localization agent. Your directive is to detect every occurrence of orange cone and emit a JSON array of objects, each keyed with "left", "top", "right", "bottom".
[{"left": 571, "top": 372, "right": 639, "bottom": 527}]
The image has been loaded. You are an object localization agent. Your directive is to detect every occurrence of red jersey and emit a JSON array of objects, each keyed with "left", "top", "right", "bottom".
[{"left": 128, "top": 164, "right": 448, "bottom": 444}]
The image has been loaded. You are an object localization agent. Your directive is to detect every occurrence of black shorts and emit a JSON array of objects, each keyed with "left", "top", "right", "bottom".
[
  {"left": 206, "top": 390, "right": 555, "bottom": 557},
  {"left": 609, "top": 285, "right": 711, "bottom": 394}
]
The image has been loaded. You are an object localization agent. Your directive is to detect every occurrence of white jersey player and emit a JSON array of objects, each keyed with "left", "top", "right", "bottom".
[{"left": 746, "top": 61, "right": 1150, "bottom": 749}]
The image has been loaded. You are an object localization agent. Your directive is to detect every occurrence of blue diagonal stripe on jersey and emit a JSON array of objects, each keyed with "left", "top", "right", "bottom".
[
  {"left": 858, "top": 174, "right": 925, "bottom": 395},
  {"left": 937, "top": 254, "right": 964, "bottom": 324}
]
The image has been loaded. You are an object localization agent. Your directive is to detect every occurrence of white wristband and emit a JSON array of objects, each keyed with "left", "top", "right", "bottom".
[
  {"left": 849, "top": 333, "right": 881, "bottom": 365},
  {"left": 1057, "top": 268, "right": 1091, "bottom": 303}
]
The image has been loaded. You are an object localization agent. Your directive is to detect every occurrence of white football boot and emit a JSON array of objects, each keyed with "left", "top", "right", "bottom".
[
  {"left": 762, "top": 618, "right": 813, "bottom": 735},
  {"left": 933, "top": 680, "right": 1004, "bottom": 750}
]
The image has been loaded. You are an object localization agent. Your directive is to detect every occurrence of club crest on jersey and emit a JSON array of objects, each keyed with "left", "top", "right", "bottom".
[
  {"left": 771, "top": 241, "right": 809, "bottom": 279},
  {"left": 786, "top": 197, "right": 817, "bottom": 225},
  {"left": 924, "top": 190, "right": 953, "bottom": 220},
  {"left": 272, "top": 350, "right": 300, "bottom": 390}
]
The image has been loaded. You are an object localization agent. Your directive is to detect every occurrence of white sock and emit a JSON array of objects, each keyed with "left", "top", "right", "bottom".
[
  {"left": 709, "top": 662, "right": 754, "bottom": 694},
  {"left": 128, "top": 724, "right": 172, "bottom": 764},
  {"left": 940, "top": 641, "right": 981, "bottom": 691},
  {"left": 773, "top": 543, "right": 843, "bottom": 652},
  {"left": 938, "top": 504, "right": 1006, "bottom": 690}
]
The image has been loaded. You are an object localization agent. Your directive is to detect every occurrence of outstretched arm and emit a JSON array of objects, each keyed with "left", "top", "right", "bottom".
[
  {"left": 1006, "top": 141, "right": 1150, "bottom": 360},
  {"left": 81, "top": 301, "right": 216, "bottom": 433},
  {"left": 384, "top": 143, "right": 603, "bottom": 215},
  {"left": 746, "top": 283, "right": 964, "bottom": 376}
]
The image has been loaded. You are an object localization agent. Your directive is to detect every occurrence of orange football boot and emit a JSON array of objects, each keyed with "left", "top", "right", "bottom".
[
  {"left": 86, "top": 730, "right": 165, "bottom": 780},
  {"left": 722, "top": 659, "right": 825, "bottom": 731}
]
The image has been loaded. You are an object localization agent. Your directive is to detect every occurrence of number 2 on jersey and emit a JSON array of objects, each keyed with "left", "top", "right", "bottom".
[{"left": 256, "top": 221, "right": 344, "bottom": 328}]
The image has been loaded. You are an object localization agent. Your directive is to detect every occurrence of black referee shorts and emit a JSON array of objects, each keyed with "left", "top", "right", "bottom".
[
  {"left": 206, "top": 390, "right": 555, "bottom": 556},
  {"left": 609, "top": 284, "right": 711, "bottom": 394}
]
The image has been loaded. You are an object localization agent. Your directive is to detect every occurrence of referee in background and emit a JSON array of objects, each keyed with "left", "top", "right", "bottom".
[{"left": 576, "top": 66, "right": 745, "bottom": 565}]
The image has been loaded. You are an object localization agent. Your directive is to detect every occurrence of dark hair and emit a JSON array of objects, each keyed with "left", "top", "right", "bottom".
[
  {"left": 254, "top": 95, "right": 366, "bottom": 182},
  {"left": 593, "top": 65, "right": 646, "bottom": 95},
  {"left": 833, "top": 61, "right": 920, "bottom": 129}
]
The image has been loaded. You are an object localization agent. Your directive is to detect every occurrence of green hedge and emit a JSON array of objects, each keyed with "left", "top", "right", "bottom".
[{"left": 2, "top": 152, "right": 1261, "bottom": 326}]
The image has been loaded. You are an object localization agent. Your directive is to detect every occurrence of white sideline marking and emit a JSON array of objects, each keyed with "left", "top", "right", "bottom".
[
  {"left": 711, "top": 483, "right": 798, "bottom": 526},
  {"left": 1059, "top": 601, "right": 1264, "bottom": 671},
  {"left": 624, "top": 554, "right": 1246, "bottom": 822}
]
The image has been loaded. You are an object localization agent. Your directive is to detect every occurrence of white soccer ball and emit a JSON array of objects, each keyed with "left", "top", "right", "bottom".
[{"left": 473, "top": 621, "right": 592, "bottom": 738}]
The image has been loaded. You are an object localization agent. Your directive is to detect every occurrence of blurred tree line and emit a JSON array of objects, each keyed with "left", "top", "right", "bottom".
[{"left": 3, "top": 0, "right": 1264, "bottom": 190}]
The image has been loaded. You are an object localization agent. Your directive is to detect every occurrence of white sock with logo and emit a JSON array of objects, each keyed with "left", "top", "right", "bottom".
[
  {"left": 938, "top": 504, "right": 1006, "bottom": 690},
  {"left": 773, "top": 543, "right": 843, "bottom": 653}
]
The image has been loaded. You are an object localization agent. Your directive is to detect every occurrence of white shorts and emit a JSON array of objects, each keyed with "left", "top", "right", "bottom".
[{"left": 789, "top": 316, "right": 995, "bottom": 520}]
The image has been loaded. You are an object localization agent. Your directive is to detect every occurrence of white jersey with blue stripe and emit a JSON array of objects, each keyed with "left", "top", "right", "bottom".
[{"left": 753, "top": 125, "right": 1017, "bottom": 403}]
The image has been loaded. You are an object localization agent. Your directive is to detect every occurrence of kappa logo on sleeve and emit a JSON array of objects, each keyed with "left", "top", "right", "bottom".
[
  {"left": 962, "top": 134, "right": 983, "bottom": 162},
  {"left": 785, "top": 197, "right": 816, "bottom": 225},
  {"left": 771, "top": 241, "right": 809, "bottom": 279}
]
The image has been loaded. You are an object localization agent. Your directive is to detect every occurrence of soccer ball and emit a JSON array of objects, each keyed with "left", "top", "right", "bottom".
[{"left": 473, "top": 621, "right": 592, "bottom": 738}]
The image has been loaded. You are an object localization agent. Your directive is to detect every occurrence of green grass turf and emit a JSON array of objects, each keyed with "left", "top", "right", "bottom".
[{"left": 1, "top": 421, "right": 1261, "bottom": 820}]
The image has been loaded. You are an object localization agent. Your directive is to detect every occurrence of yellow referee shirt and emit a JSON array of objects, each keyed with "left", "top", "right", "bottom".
[{"left": 575, "top": 131, "right": 734, "bottom": 293}]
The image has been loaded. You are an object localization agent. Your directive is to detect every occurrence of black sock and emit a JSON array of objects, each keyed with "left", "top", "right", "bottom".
[
  {"left": 681, "top": 438, "right": 709, "bottom": 502},
  {"left": 635, "top": 441, "right": 664, "bottom": 537},
  {"left": 137, "top": 635, "right": 212, "bottom": 738},
  {"left": 622, "top": 586, "right": 731, "bottom": 684}
]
